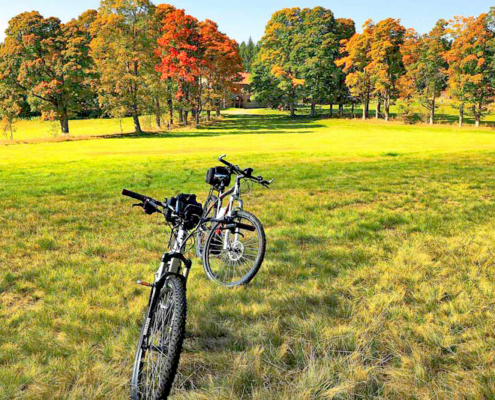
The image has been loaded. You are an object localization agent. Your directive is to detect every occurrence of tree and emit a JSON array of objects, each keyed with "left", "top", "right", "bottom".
[
  {"left": 334, "top": 18, "right": 356, "bottom": 116},
  {"left": 156, "top": 8, "right": 242, "bottom": 125},
  {"left": 239, "top": 37, "right": 258, "bottom": 72},
  {"left": 91, "top": 0, "right": 157, "bottom": 133},
  {"left": 446, "top": 14, "right": 495, "bottom": 126},
  {"left": 399, "top": 21, "right": 449, "bottom": 124},
  {"left": 0, "top": 11, "right": 96, "bottom": 134},
  {"left": 156, "top": 8, "right": 204, "bottom": 126},
  {"left": 256, "top": 8, "right": 306, "bottom": 117},
  {"left": 296, "top": 7, "right": 340, "bottom": 116},
  {"left": 337, "top": 20, "right": 374, "bottom": 120},
  {"left": 0, "top": 96, "right": 22, "bottom": 140},
  {"left": 368, "top": 18, "right": 405, "bottom": 120},
  {"left": 199, "top": 20, "right": 243, "bottom": 122}
]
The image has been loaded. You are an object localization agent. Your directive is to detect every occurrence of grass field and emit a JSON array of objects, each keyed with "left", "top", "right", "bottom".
[{"left": 2, "top": 110, "right": 495, "bottom": 399}]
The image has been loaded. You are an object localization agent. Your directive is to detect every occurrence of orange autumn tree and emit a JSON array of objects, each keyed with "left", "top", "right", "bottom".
[
  {"left": 156, "top": 8, "right": 242, "bottom": 125},
  {"left": 199, "top": 19, "right": 243, "bottom": 122},
  {"left": 156, "top": 8, "right": 204, "bottom": 125},
  {"left": 337, "top": 20, "right": 374, "bottom": 119},
  {"left": 445, "top": 14, "right": 495, "bottom": 127},
  {"left": 0, "top": 11, "right": 96, "bottom": 134},
  {"left": 398, "top": 21, "right": 449, "bottom": 124}
]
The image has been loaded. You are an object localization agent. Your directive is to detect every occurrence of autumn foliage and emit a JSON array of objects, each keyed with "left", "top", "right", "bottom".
[
  {"left": 1, "top": 3, "right": 495, "bottom": 135},
  {"left": 156, "top": 9, "right": 242, "bottom": 124}
]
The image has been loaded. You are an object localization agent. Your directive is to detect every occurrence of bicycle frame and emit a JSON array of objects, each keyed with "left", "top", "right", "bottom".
[{"left": 205, "top": 175, "right": 245, "bottom": 249}]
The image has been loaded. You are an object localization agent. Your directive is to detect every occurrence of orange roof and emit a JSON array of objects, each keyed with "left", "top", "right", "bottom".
[{"left": 235, "top": 72, "right": 251, "bottom": 85}]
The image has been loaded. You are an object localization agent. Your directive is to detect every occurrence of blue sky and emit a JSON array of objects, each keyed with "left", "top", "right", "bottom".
[{"left": 0, "top": 0, "right": 493, "bottom": 44}]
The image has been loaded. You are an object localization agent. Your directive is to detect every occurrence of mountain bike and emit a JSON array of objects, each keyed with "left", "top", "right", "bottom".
[
  {"left": 196, "top": 155, "right": 273, "bottom": 287},
  {"left": 122, "top": 189, "right": 203, "bottom": 400}
]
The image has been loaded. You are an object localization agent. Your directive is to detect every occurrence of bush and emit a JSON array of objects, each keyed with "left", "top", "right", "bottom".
[{"left": 396, "top": 100, "right": 419, "bottom": 124}]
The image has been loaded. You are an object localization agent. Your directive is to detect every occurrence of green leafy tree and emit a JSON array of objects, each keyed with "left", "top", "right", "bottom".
[
  {"left": 0, "top": 96, "right": 22, "bottom": 140},
  {"left": 368, "top": 18, "right": 406, "bottom": 120},
  {"left": 296, "top": 7, "right": 340, "bottom": 116},
  {"left": 239, "top": 37, "right": 258, "bottom": 72},
  {"left": 256, "top": 7, "right": 306, "bottom": 117}
]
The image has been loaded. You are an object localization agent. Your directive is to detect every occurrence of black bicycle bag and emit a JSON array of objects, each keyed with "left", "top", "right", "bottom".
[
  {"left": 165, "top": 194, "right": 203, "bottom": 229},
  {"left": 205, "top": 166, "right": 231, "bottom": 188}
]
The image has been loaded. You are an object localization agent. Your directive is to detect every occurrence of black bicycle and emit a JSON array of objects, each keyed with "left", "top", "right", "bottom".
[
  {"left": 122, "top": 189, "right": 203, "bottom": 399},
  {"left": 196, "top": 155, "right": 273, "bottom": 286},
  {"left": 122, "top": 186, "right": 265, "bottom": 398}
]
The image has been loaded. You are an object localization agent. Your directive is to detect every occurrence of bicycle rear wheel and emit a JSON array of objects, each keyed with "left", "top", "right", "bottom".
[
  {"left": 131, "top": 275, "right": 187, "bottom": 399},
  {"left": 202, "top": 210, "right": 266, "bottom": 286}
]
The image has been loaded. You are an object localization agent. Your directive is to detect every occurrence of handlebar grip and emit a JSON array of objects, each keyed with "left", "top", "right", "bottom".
[
  {"left": 218, "top": 155, "right": 233, "bottom": 168},
  {"left": 122, "top": 189, "right": 147, "bottom": 202}
]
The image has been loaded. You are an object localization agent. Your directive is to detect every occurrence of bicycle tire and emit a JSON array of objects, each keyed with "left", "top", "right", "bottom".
[
  {"left": 130, "top": 275, "right": 187, "bottom": 399},
  {"left": 202, "top": 210, "right": 266, "bottom": 286}
]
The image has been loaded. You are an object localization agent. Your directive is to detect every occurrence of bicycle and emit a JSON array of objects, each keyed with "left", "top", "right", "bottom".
[
  {"left": 196, "top": 155, "right": 273, "bottom": 287},
  {"left": 122, "top": 189, "right": 203, "bottom": 400}
]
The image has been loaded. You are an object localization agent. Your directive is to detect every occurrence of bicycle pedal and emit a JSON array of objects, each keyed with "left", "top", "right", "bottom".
[{"left": 137, "top": 280, "right": 152, "bottom": 287}]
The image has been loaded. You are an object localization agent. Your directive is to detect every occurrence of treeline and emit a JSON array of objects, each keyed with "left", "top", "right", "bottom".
[
  {"left": 251, "top": 7, "right": 495, "bottom": 126},
  {"left": 0, "top": 1, "right": 243, "bottom": 135}
]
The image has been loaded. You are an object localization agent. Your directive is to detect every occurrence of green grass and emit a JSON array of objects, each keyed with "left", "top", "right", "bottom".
[{"left": 2, "top": 111, "right": 495, "bottom": 399}]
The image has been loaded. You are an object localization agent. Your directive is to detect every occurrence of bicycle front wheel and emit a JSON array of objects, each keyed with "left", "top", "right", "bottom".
[
  {"left": 131, "top": 275, "right": 187, "bottom": 400},
  {"left": 202, "top": 210, "right": 266, "bottom": 286},
  {"left": 196, "top": 195, "right": 217, "bottom": 258}
]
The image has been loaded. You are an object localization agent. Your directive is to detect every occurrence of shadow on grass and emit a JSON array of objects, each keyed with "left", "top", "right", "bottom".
[{"left": 100, "top": 114, "right": 325, "bottom": 140}]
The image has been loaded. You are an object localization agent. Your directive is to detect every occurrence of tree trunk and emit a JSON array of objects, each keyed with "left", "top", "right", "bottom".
[
  {"left": 195, "top": 108, "right": 200, "bottom": 125},
  {"left": 178, "top": 108, "right": 184, "bottom": 125},
  {"left": 384, "top": 95, "right": 390, "bottom": 121},
  {"left": 184, "top": 110, "right": 189, "bottom": 126},
  {"left": 60, "top": 108, "right": 69, "bottom": 135},
  {"left": 155, "top": 98, "right": 162, "bottom": 129},
  {"left": 132, "top": 110, "right": 142, "bottom": 133},
  {"left": 459, "top": 103, "right": 464, "bottom": 127},
  {"left": 329, "top": 103, "right": 333, "bottom": 117},
  {"left": 351, "top": 103, "right": 354, "bottom": 117},
  {"left": 339, "top": 101, "right": 344, "bottom": 116},
  {"left": 119, "top": 119, "right": 123, "bottom": 133},
  {"left": 429, "top": 97, "right": 435, "bottom": 125},
  {"left": 168, "top": 99, "right": 174, "bottom": 127},
  {"left": 474, "top": 100, "right": 482, "bottom": 127},
  {"left": 216, "top": 107, "right": 221, "bottom": 117},
  {"left": 207, "top": 110, "right": 211, "bottom": 121},
  {"left": 290, "top": 101, "right": 295, "bottom": 117},
  {"left": 365, "top": 97, "right": 370, "bottom": 119},
  {"left": 376, "top": 99, "right": 381, "bottom": 119},
  {"left": 362, "top": 100, "right": 367, "bottom": 120},
  {"left": 310, "top": 102, "right": 316, "bottom": 116}
]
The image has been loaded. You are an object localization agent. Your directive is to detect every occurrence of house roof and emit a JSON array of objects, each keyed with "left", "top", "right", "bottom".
[{"left": 235, "top": 72, "right": 251, "bottom": 85}]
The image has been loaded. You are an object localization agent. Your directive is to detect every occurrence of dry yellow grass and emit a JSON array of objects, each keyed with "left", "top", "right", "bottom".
[{"left": 1, "top": 111, "right": 495, "bottom": 399}]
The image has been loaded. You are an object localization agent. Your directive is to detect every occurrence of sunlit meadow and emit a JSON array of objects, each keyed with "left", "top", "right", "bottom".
[{"left": 2, "top": 110, "right": 495, "bottom": 399}]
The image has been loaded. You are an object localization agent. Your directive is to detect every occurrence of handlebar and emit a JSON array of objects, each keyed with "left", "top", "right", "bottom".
[
  {"left": 122, "top": 188, "right": 149, "bottom": 202},
  {"left": 218, "top": 154, "right": 274, "bottom": 188},
  {"left": 122, "top": 189, "right": 163, "bottom": 215}
]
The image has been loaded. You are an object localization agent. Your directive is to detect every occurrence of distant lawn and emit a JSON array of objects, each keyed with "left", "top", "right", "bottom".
[
  {"left": 4, "top": 101, "right": 495, "bottom": 143},
  {"left": 2, "top": 110, "right": 495, "bottom": 399}
]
